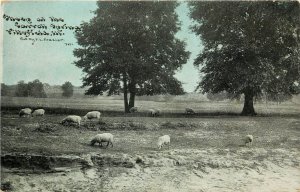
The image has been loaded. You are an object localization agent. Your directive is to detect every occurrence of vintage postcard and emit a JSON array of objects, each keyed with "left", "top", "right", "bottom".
[{"left": 1, "top": 1, "right": 300, "bottom": 191}]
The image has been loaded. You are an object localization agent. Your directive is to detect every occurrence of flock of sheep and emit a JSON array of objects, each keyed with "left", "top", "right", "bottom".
[
  {"left": 90, "top": 133, "right": 171, "bottom": 149},
  {"left": 19, "top": 106, "right": 196, "bottom": 118},
  {"left": 130, "top": 106, "right": 196, "bottom": 116},
  {"left": 19, "top": 108, "right": 45, "bottom": 117},
  {"left": 18, "top": 107, "right": 254, "bottom": 149}
]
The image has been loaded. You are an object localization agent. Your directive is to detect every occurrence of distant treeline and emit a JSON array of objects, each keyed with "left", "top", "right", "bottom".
[
  {"left": 1, "top": 80, "right": 78, "bottom": 98},
  {"left": 0, "top": 80, "right": 295, "bottom": 103}
]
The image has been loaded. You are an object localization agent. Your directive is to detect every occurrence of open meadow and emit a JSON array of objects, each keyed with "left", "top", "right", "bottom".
[{"left": 1, "top": 96, "right": 300, "bottom": 191}]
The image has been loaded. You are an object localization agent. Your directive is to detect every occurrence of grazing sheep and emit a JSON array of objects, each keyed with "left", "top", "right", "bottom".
[
  {"left": 83, "top": 111, "right": 101, "bottom": 121},
  {"left": 245, "top": 135, "right": 253, "bottom": 146},
  {"left": 90, "top": 133, "right": 114, "bottom": 148},
  {"left": 185, "top": 108, "right": 195, "bottom": 114},
  {"left": 61, "top": 115, "right": 81, "bottom": 126},
  {"left": 149, "top": 109, "right": 160, "bottom": 117},
  {"left": 148, "top": 109, "right": 155, "bottom": 116},
  {"left": 157, "top": 135, "right": 170, "bottom": 149},
  {"left": 129, "top": 107, "right": 138, "bottom": 113},
  {"left": 154, "top": 109, "right": 161, "bottom": 116},
  {"left": 147, "top": 109, "right": 156, "bottom": 117},
  {"left": 32, "top": 109, "right": 45, "bottom": 117},
  {"left": 19, "top": 108, "right": 32, "bottom": 117}
]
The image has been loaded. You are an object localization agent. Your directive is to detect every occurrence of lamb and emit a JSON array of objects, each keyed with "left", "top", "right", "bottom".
[
  {"left": 61, "top": 115, "right": 81, "bottom": 126},
  {"left": 32, "top": 109, "right": 45, "bottom": 117},
  {"left": 245, "top": 135, "right": 254, "bottom": 146},
  {"left": 157, "top": 135, "right": 170, "bottom": 149},
  {"left": 129, "top": 107, "right": 138, "bottom": 113},
  {"left": 185, "top": 108, "right": 195, "bottom": 114},
  {"left": 19, "top": 108, "right": 32, "bottom": 117},
  {"left": 90, "top": 133, "right": 114, "bottom": 148},
  {"left": 83, "top": 111, "right": 101, "bottom": 121}
]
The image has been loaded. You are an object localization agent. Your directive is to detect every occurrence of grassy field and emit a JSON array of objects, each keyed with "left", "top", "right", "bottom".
[
  {"left": 1, "top": 96, "right": 300, "bottom": 191},
  {"left": 2, "top": 96, "right": 300, "bottom": 117},
  {"left": 1, "top": 114, "right": 300, "bottom": 155}
]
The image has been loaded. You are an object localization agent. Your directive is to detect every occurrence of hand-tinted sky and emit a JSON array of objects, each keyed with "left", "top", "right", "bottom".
[{"left": 2, "top": 1, "right": 202, "bottom": 92}]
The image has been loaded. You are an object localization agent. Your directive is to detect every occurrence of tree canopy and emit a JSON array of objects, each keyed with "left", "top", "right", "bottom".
[
  {"left": 189, "top": 1, "right": 300, "bottom": 115},
  {"left": 74, "top": 1, "right": 190, "bottom": 112},
  {"left": 61, "top": 81, "right": 74, "bottom": 98},
  {"left": 28, "top": 79, "right": 47, "bottom": 98},
  {"left": 1, "top": 83, "right": 9, "bottom": 96},
  {"left": 15, "top": 79, "right": 47, "bottom": 98}
]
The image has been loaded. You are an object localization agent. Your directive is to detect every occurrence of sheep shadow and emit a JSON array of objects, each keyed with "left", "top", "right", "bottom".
[{"left": 86, "top": 141, "right": 113, "bottom": 149}]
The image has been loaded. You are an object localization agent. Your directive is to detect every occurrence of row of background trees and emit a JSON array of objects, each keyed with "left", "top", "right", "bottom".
[
  {"left": 1, "top": 80, "right": 74, "bottom": 98},
  {"left": 1, "top": 80, "right": 294, "bottom": 103}
]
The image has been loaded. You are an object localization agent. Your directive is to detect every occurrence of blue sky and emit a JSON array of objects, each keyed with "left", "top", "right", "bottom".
[{"left": 2, "top": 1, "right": 202, "bottom": 92}]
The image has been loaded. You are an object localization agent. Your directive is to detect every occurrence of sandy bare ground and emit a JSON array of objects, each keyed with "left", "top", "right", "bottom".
[{"left": 2, "top": 147, "right": 300, "bottom": 192}]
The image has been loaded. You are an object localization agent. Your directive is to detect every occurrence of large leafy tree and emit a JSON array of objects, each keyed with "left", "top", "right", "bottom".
[
  {"left": 190, "top": 1, "right": 300, "bottom": 115},
  {"left": 74, "top": 1, "right": 189, "bottom": 112}
]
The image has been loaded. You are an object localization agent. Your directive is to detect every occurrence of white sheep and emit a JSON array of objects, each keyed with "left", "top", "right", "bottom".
[
  {"left": 129, "top": 107, "right": 138, "bottom": 113},
  {"left": 157, "top": 135, "right": 170, "bottom": 149},
  {"left": 148, "top": 109, "right": 155, "bottom": 116},
  {"left": 61, "top": 115, "right": 81, "bottom": 126},
  {"left": 90, "top": 133, "right": 114, "bottom": 148},
  {"left": 185, "top": 108, "right": 195, "bottom": 114},
  {"left": 245, "top": 135, "right": 253, "bottom": 146},
  {"left": 32, "top": 109, "right": 45, "bottom": 117},
  {"left": 83, "top": 111, "right": 101, "bottom": 121},
  {"left": 149, "top": 109, "right": 160, "bottom": 117},
  {"left": 19, "top": 108, "right": 32, "bottom": 117}
]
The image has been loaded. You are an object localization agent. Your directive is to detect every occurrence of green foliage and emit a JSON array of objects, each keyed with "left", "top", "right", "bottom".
[
  {"left": 15, "top": 80, "right": 47, "bottom": 98},
  {"left": 28, "top": 79, "right": 47, "bottom": 98},
  {"left": 15, "top": 80, "right": 29, "bottom": 97},
  {"left": 1, "top": 83, "right": 9, "bottom": 96},
  {"left": 61, "top": 81, "right": 74, "bottom": 98},
  {"left": 266, "top": 93, "right": 292, "bottom": 103},
  {"left": 206, "top": 91, "right": 228, "bottom": 101},
  {"left": 136, "top": 77, "right": 185, "bottom": 96},
  {"left": 74, "top": 2, "right": 189, "bottom": 111},
  {"left": 190, "top": 1, "right": 300, "bottom": 115},
  {"left": 206, "top": 91, "right": 241, "bottom": 102}
]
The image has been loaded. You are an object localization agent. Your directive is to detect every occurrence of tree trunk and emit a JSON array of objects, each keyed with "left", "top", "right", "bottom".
[
  {"left": 129, "top": 92, "right": 135, "bottom": 109},
  {"left": 123, "top": 75, "right": 130, "bottom": 113},
  {"left": 128, "top": 82, "right": 136, "bottom": 109},
  {"left": 123, "top": 92, "right": 129, "bottom": 113},
  {"left": 241, "top": 91, "right": 257, "bottom": 116}
]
